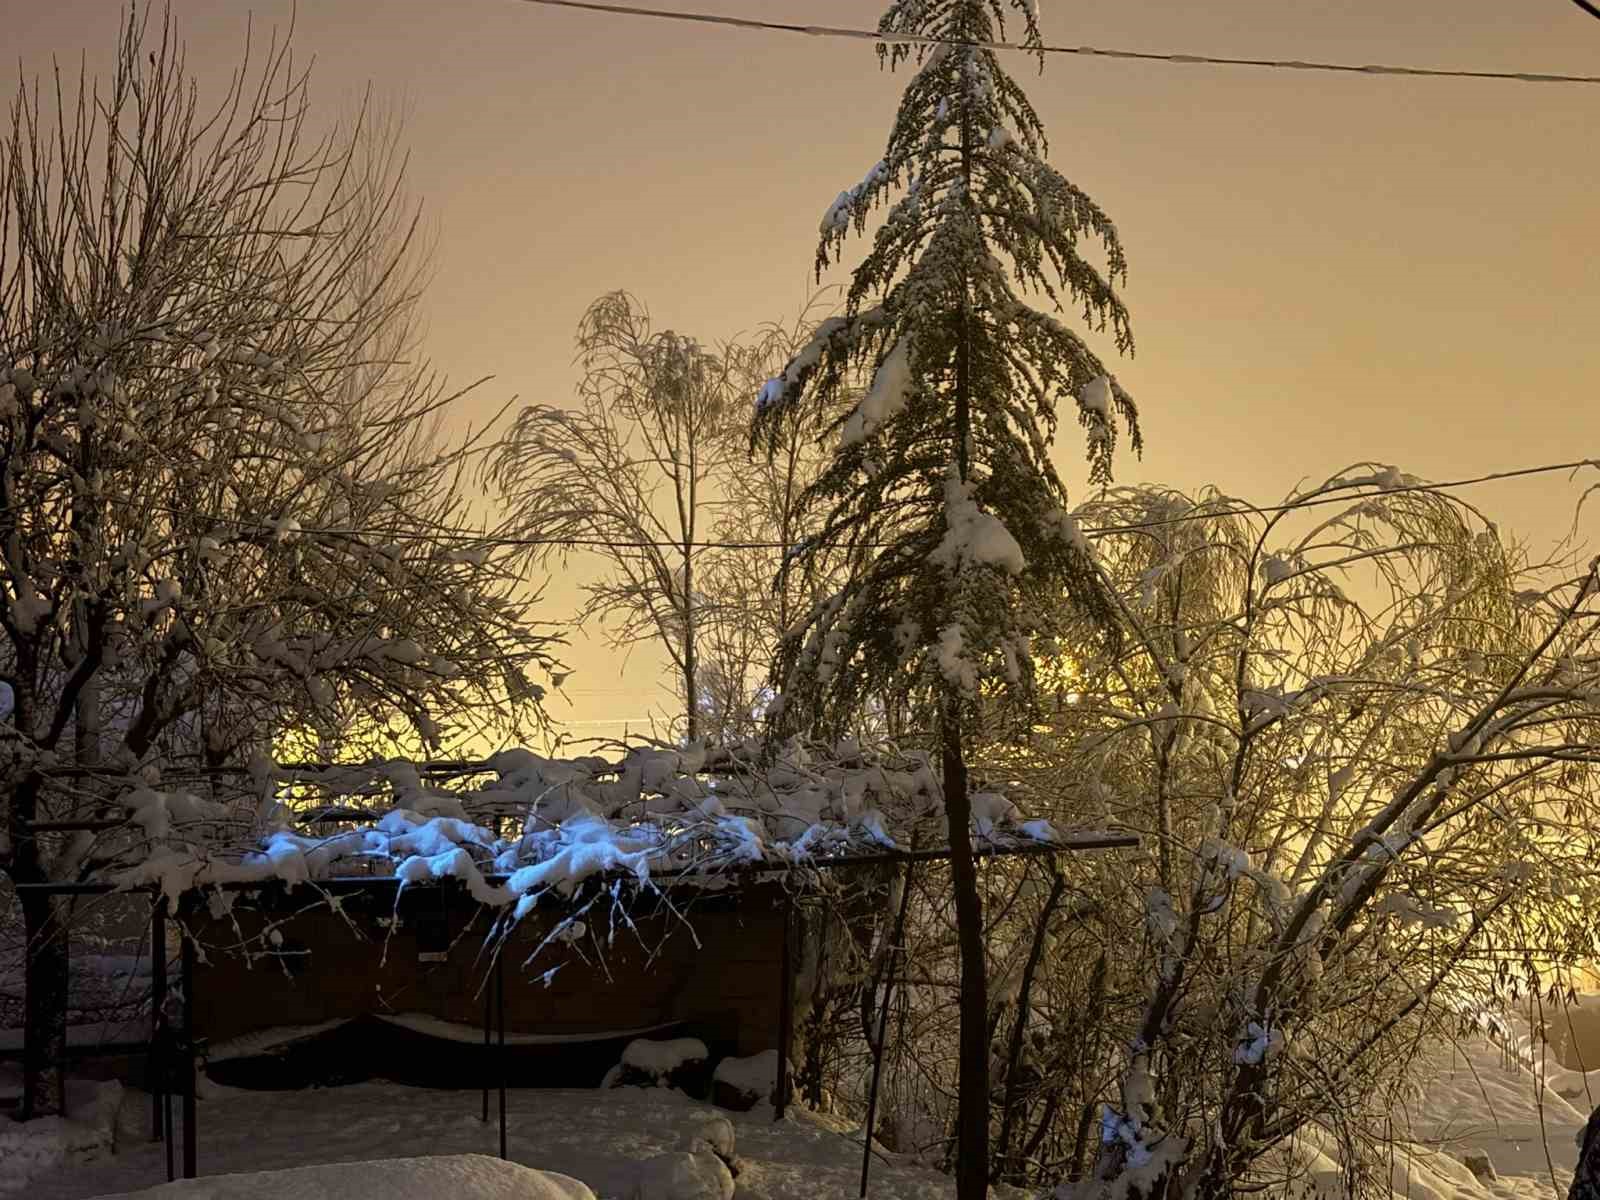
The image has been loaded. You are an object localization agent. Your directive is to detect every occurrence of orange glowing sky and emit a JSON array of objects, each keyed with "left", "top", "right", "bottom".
[{"left": 11, "top": 0, "right": 1599, "bottom": 738}]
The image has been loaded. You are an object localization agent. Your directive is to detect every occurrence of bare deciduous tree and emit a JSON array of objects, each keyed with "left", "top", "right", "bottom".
[
  {"left": 0, "top": 11, "right": 560, "bottom": 1117},
  {"left": 488, "top": 292, "right": 741, "bottom": 742},
  {"left": 695, "top": 296, "right": 855, "bottom": 742}
]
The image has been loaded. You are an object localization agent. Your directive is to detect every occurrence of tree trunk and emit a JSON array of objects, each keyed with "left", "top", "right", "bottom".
[
  {"left": 1572, "top": 1106, "right": 1600, "bottom": 1200},
  {"left": 942, "top": 697, "right": 989, "bottom": 1198},
  {"left": 995, "top": 870, "right": 1066, "bottom": 1182},
  {"left": 20, "top": 889, "right": 69, "bottom": 1119},
  {"left": 683, "top": 545, "right": 698, "bottom": 743}
]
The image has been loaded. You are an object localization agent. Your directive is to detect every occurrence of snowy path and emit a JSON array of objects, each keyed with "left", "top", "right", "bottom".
[
  {"left": 16, "top": 1082, "right": 965, "bottom": 1200},
  {"left": 3, "top": 1012, "right": 1589, "bottom": 1200}
]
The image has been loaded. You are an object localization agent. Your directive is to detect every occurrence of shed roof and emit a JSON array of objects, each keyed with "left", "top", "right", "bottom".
[{"left": 18, "top": 740, "right": 1137, "bottom": 907}]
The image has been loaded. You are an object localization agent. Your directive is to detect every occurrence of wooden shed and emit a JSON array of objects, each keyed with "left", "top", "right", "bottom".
[{"left": 187, "top": 876, "right": 797, "bottom": 1087}]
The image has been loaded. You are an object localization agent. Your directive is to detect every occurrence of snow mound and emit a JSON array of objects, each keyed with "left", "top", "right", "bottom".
[
  {"left": 81, "top": 1155, "right": 595, "bottom": 1200},
  {"left": 630, "top": 1151, "right": 733, "bottom": 1200},
  {"left": 0, "top": 1081, "right": 126, "bottom": 1196},
  {"left": 1541, "top": 993, "right": 1600, "bottom": 1072},
  {"left": 680, "top": 1112, "right": 736, "bottom": 1161}
]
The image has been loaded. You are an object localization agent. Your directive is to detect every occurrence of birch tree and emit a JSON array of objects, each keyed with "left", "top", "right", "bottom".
[
  {"left": 489, "top": 292, "right": 739, "bottom": 742},
  {"left": 697, "top": 297, "right": 854, "bottom": 741}
]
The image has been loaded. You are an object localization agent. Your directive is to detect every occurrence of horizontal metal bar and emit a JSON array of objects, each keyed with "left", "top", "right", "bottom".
[
  {"left": 10, "top": 880, "right": 149, "bottom": 895},
  {"left": 0, "top": 1040, "right": 153, "bottom": 1062},
  {"left": 807, "top": 834, "right": 1141, "bottom": 870}
]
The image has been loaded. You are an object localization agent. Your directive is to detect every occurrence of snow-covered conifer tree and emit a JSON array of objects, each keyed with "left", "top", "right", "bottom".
[{"left": 752, "top": 2, "right": 1141, "bottom": 1191}]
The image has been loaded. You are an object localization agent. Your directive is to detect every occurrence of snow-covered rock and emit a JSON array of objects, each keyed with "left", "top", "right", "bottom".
[
  {"left": 623, "top": 1038, "right": 708, "bottom": 1081},
  {"left": 607, "top": 1037, "right": 710, "bottom": 1094},
  {"left": 1462, "top": 1151, "right": 1496, "bottom": 1183},
  {"left": 711, "top": 1051, "right": 777, "bottom": 1112}
]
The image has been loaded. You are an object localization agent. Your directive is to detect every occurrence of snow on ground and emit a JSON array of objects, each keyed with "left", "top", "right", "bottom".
[
  {"left": 0, "top": 1077, "right": 128, "bottom": 1194},
  {"left": 1399, "top": 1035, "right": 1585, "bottom": 1184},
  {"left": 86, "top": 1155, "right": 595, "bottom": 1200},
  {"left": 1381, "top": 1011, "right": 1588, "bottom": 1199},
  {"left": 1, "top": 1008, "right": 1590, "bottom": 1200},
  {"left": 7, "top": 1080, "right": 971, "bottom": 1200}
]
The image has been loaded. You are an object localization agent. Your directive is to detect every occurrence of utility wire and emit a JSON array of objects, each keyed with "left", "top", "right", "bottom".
[
  {"left": 517, "top": 0, "right": 1600, "bottom": 86},
  {"left": 107, "top": 457, "right": 1600, "bottom": 553}
]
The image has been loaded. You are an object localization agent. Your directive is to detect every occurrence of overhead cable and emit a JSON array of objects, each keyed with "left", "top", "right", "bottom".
[
  {"left": 516, "top": 0, "right": 1600, "bottom": 86},
  {"left": 103, "top": 457, "right": 1600, "bottom": 553}
]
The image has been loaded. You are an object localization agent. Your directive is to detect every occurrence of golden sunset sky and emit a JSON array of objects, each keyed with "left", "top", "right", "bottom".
[{"left": 10, "top": 0, "right": 1598, "bottom": 740}]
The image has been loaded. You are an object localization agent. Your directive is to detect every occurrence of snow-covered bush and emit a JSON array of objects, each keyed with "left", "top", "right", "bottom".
[
  {"left": 711, "top": 1050, "right": 779, "bottom": 1112},
  {"left": 991, "top": 473, "right": 1600, "bottom": 1198}
]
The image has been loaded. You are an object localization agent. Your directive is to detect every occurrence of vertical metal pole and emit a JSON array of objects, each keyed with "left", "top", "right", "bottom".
[
  {"left": 57, "top": 903, "right": 68, "bottom": 1113},
  {"left": 860, "top": 864, "right": 917, "bottom": 1200},
  {"left": 181, "top": 929, "right": 197, "bottom": 1180},
  {"left": 163, "top": 919, "right": 175, "bottom": 1186},
  {"left": 150, "top": 898, "right": 167, "bottom": 1143},
  {"left": 496, "top": 950, "right": 507, "bottom": 1160},
  {"left": 774, "top": 890, "right": 794, "bottom": 1122},
  {"left": 163, "top": 1090, "right": 174, "bottom": 1182},
  {"left": 481, "top": 970, "right": 491, "bottom": 1124}
]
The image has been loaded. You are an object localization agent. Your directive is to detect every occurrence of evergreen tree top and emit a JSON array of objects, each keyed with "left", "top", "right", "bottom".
[{"left": 752, "top": 0, "right": 1143, "bottom": 742}]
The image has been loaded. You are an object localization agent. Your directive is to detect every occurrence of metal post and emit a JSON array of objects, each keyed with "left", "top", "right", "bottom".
[
  {"left": 496, "top": 950, "right": 507, "bottom": 1160},
  {"left": 774, "top": 890, "right": 794, "bottom": 1122},
  {"left": 481, "top": 971, "right": 491, "bottom": 1124},
  {"left": 163, "top": 1087, "right": 174, "bottom": 1183},
  {"left": 181, "top": 930, "right": 197, "bottom": 1180},
  {"left": 860, "top": 863, "right": 916, "bottom": 1200},
  {"left": 150, "top": 898, "right": 167, "bottom": 1144},
  {"left": 58, "top": 905, "right": 68, "bottom": 1112}
]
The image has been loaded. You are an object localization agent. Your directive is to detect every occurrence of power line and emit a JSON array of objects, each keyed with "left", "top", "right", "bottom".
[
  {"left": 109, "top": 456, "right": 1600, "bottom": 553},
  {"left": 517, "top": 0, "right": 1600, "bottom": 86},
  {"left": 1571, "top": 0, "right": 1600, "bottom": 22}
]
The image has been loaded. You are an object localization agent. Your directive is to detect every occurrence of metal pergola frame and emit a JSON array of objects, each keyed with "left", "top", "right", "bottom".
[{"left": 9, "top": 832, "right": 1138, "bottom": 1192}]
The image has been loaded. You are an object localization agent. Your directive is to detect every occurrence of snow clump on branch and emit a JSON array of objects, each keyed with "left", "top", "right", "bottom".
[{"left": 930, "top": 467, "right": 1027, "bottom": 574}]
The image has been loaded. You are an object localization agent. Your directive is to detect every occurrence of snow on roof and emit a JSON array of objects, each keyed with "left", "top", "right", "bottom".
[{"left": 79, "top": 740, "right": 1122, "bottom": 915}]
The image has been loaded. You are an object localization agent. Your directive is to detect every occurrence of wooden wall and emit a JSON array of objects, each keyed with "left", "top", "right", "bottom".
[{"left": 188, "top": 881, "right": 790, "bottom": 1059}]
